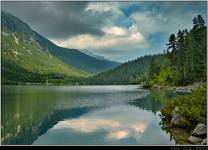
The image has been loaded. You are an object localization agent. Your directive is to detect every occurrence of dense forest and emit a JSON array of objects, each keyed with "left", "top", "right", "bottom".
[
  {"left": 83, "top": 54, "right": 163, "bottom": 85},
  {"left": 84, "top": 15, "right": 206, "bottom": 86},
  {"left": 156, "top": 15, "right": 207, "bottom": 142},
  {"left": 144, "top": 15, "right": 206, "bottom": 87}
]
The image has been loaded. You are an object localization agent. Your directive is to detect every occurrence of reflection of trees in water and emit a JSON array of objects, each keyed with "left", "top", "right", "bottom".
[
  {"left": 1, "top": 87, "right": 180, "bottom": 145},
  {"left": 130, "top": 89, "right": 189, "bottom": 144},
  {"left": 1, "top": 107, "right": 90, "bottom": 145},
  {"left": 129, "top": 90, "right": 177, "bottom": 114}
]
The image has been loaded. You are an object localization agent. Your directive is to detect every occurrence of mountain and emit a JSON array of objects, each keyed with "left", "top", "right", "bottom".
[
  {"left": 83, "top": 50, "right": 109, "bottom": 61},
  {"left": 84, "top": 54, "right": 163, "bottom": 85},
  {"left": 1, "top": 12, "right": 119, "bottom": 84}
]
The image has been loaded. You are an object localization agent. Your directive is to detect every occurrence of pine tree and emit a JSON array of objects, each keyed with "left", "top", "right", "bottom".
[
  {"left": 147, "top": 57, "right": 158, "bottom": 81},
  {"left": 166, "top": 34, "right": 177, "bottom": 67},
  {"left": 153, "top": 14, "right": 207, "bottom": 86}
]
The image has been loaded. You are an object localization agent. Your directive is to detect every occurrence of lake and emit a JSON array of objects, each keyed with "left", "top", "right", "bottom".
[{"left": 1, "top": 85, "right": 177, "bottom": 145}]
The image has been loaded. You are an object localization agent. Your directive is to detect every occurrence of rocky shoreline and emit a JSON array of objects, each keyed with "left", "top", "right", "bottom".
[
  {"left": 155, "top": 82, "right": 207, "bottom": 145},
  {"left": 160, "top": 106, "right": 207, "bottom": 145},
  {"left": 151, "top": 82, "right": 203, "bottom": 93}
]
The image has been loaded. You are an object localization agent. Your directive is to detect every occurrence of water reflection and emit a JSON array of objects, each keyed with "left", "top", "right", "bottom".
[
  {"left": 50, "top": 105, "right": 151, "bottom": 140},
  {"left": 129, "top": 89, "right": 176, "bottom": 114},
  {"left": 1, "top": 85, "right": 176, "bottom": 145},
  {"left": 34, "top": 105, "right": 174, "bottom": 145}
]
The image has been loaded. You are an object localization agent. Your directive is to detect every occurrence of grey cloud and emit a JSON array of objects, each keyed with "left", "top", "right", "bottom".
[
  {"left": 1, "top": 1, "right": 206, "bottom": 62},
  {"left": 2, "top": 1, "right": 109, "bottom": 39}
]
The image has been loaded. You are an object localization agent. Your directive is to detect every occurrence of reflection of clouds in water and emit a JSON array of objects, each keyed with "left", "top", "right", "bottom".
[
  {"left": 107, "top": 130, "right": 130, "bottom": 139},
  {"left": 54, "top": 118, "right": 120, "bottom": 133},
  {"left": 53, "top": 105, "right": 154, "bottom": 141},
  {"left": 133, "top": 124, "right": 146, "bottom": 133}
]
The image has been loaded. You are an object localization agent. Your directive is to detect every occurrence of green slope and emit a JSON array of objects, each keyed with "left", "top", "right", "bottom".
[
  {"left": 84, "top": 54, "right": 163, "bottom": 85},
  {"left": 31, "top": 32, "right": 120, "bottom": 73},
  {"left": 1, "top": 33, "right": 90, "bottom": 84},
  {"left": 1, "top": 12, "right": 120, "bottom": 74},
  {"left": 33, "top": 33, "right": 120, "bottom": 73},
  {"left": 1, "top": 12, "right": 91, "bottom": 84},
  {"left": 1, "top": 12, "right": 120, "bottom": 84}
]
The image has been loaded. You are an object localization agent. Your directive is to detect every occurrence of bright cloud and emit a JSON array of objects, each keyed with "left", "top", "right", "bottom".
[
  {"left": 85, "top": 2, "right": 122, "bottom": 15},
  {"left": 3, "top": 1, "right": 206, "bottom": 62},
  {"left": 52, "top": 26, "right": 147, "bottom": 51},
  {"left": 102, "top": 26, "right": 127, "bottom": 36}
]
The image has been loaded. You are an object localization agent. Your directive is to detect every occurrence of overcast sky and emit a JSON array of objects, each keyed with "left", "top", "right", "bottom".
[{"left": 2, "top": 1, "right": 207, "bottom": 62}]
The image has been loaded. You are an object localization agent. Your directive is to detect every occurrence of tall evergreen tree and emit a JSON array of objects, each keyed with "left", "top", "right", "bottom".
[
  {"left": 166, "top": 34, "right": 177, "bottom": 66},
  {"left": 146, "top": 14, "right": 206, "bottom": 86}
]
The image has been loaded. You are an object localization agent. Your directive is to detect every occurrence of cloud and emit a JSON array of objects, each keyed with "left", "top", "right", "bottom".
[
  {"left": 102, "top": 26, "right": 127, "bottom": 36},
  {"left": 129, "top": 1, "right": 207, "bottom": 37},
  {"left": 2, "top": 1, "right": 206, "bottom": 62},
  {"left": 2, "top": 1, "right": 105, "bottom": 39},
  {"left": 85, "top": 2, "right": 122, "bottom": 15},
  {"left": 52, "top": 26, "right": 147, "bottom": 51}
]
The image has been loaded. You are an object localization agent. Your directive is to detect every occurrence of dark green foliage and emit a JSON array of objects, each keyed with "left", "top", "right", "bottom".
[
  {"left": 161, "top": 84, "right": 207, "bottom": 126},
  {"left": 84, "top": 54, "right": 163, "bottom": 85},
  {"left": 1, "top": 60, "right": 82, "bottom": 84},
  {"left": 146, "top": 15, "right": 207, "bottom": 86},
  {"left": 50, "top": 47, "right": 120, "bottom": 74},
  {"left": 144, "top": 57, "right": 161, "bottom": 87}
]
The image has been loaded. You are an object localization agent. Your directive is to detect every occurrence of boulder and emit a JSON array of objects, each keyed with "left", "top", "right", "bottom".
[
  {"left": 170, "top": 106, "right": 190, "bottom": 128},
  {"left": 188, "top": 136, "right": 203, "bottom": 144},
  {"left": 192, "top": 123, "right": 207, "bottom": 137},
  {"left": 161, "top": 116, "right": 166, "bottom": 121},
  {"left": 201, "top": 139, "right": 207, "bottom": 145},
  {"left": 175, "top": 87, "right": 192, "bottom": 93},
  {"left": 166, "top": 128, "right": 190, "bottom": 145}
]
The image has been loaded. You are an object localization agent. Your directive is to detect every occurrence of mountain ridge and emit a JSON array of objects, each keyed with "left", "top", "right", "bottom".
[
  {"left": 1, "top": 11, "right": 120, "bottom": 84},
  {"left": 1, "top": 11, "right": 120, "bottom": 73},
  {"left": 84, "top": 54, "right": 163, "bottom": 85}
]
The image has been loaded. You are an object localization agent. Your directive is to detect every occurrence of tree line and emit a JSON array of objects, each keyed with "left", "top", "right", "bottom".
[{"left": 145, "top": 15, "right": 206, "bottom": 87}]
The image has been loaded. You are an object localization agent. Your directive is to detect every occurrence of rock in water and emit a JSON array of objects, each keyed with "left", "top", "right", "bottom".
[
  {"left": 170, "top": 106, "right": 190, "bottom": 128},
  {"left": 161, "top": 116, "right": 166, "bottom": 121},
  {"left": 192, "top": 123, "right": 207, "bottom": 137},
  {"left": 201, "top": 139, "right": 207, "bottom": 145},
  {"left": 188, "top": 136, "right": 203, "bottom": 144}
]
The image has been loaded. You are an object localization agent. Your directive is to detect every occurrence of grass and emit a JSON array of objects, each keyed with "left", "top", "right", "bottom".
[{"left": 2, "top": 33, "right": 91, "bottom": 84}]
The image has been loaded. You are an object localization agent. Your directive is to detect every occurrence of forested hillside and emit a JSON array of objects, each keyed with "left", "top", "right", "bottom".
[
  {"left": 144, "top": 15, "right": 206, "bottom": 87},
  {"left": 85, "top": 15, "right": 206, "bottom": 86},
  {"left": 84, "top": 54, "right": 163, "bottom": 85}
]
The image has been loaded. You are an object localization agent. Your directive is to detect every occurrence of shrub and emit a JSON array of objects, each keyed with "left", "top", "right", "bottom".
[{"left": 161, "top": 83, "right": 207, "bottom": 125}]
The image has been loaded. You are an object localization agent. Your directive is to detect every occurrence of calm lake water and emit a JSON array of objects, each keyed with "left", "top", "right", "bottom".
[{"left": 2, "top": 85, "right": 177, "bottom": 145}]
